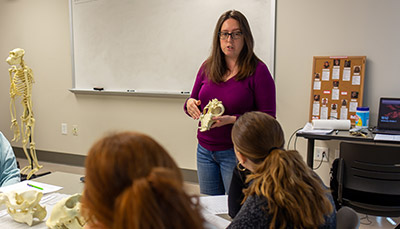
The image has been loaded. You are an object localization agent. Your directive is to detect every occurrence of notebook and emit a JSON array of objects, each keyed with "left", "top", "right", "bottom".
[{"left": 373, "top": 97, "right": 400, "bottom": 135}]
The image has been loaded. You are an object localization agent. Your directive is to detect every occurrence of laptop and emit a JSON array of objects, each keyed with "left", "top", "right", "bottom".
[{"left": 373, "top": 97, "right": 400, "bottom": 135}]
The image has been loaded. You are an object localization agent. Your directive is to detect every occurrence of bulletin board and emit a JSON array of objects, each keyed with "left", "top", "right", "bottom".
[{"left": 309, "top": 56, "right": 366, "bottom": 126}]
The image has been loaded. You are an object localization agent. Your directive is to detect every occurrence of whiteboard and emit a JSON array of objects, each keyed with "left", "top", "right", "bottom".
[{"left": 70, "top": 0, "right": 275, "bottom": 95}]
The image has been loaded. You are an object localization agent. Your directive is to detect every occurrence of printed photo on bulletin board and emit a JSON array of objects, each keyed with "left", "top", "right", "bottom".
[{"left": 309, "top": 56, "right": 366, "bottom": 126}]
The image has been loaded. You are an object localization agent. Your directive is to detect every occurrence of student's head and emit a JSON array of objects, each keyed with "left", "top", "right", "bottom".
[
  {"left": 206, "top": 10, "right": 259, "bottom": 83},
  {"left": 232, "top": 112, "right": 333, "bottom": 228},
  {"left": 82, "top": 131, "right": 204, "bottom": 229},
  {"left": 231, "top": 111, "right": 284, "bottom": 170}
]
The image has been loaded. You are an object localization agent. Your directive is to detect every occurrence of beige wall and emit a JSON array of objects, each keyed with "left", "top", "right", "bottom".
[
  {"left": 1, "top": 0, "right": 400, "bottom": 184},
  {"left": 275, "top": 0, "right": 400, "bottom": 183},
  {"left": 0, "top": 0, "right": 198, "bottom": 170}
]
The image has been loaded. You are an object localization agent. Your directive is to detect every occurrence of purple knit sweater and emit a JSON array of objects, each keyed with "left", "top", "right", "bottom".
[{"left": 185, "top": 61, "right": 276, "bottom": 151}]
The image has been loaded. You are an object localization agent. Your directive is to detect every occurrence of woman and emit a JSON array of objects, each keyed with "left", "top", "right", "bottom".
[
  {"left": 184, "top": 10, "right": 276, "bottom": 195},
  {"left": 82, "top": 131, "right": 205, "bottom": 229},
  {"left": 228, "top": 112, "right": 336, "bottom": 228}
]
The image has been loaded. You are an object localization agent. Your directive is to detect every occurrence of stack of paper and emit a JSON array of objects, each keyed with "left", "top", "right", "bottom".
[
  {"left": 297, "top": 122, "right": 334, "bottom": 135},
  {"left": 0, "top": 180, "right": 62, "bottom": 194},
  {"left": 374, "top": 134, "right": 400, "bottom": 142},
  {"left": 199, "top": 195, "right": 231, "bottom": 229}
]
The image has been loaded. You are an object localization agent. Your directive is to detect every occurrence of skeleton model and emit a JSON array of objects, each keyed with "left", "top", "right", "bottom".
[
  {"left": 6, "top": 48, "right": 42, "bottom": 179},
  {"left": 199, "top": 98, "right": 225, "bottom": 132},
  {"left": 0, "top": 190, "right": 47, "bottom": 226},
  {"left": 46, "top": 193, "right": 86, "bottom": 229}
]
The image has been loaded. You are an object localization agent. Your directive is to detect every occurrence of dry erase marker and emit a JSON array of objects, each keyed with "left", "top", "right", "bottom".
[
  {"left": 27, "top": 183, "right": 43, "bottom": 190},
  {"left": 127, "top": 89, "right": 136, "bottom": 92},
  {"left": 93, "top": 87, "right": 104, "bottom": 91},
  {"left": 181, "top": 91, "right": 190, "bottom": 94}
]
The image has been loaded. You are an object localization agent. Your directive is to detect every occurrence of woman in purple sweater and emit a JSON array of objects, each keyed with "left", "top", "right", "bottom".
[{"left": 184, "top": 10, "right": 276, "bottom": 195}]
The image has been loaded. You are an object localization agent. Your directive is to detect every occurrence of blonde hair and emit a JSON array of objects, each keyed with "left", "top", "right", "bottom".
[{"left": 232, "top": 112, "right": 333, "bottom": 228}]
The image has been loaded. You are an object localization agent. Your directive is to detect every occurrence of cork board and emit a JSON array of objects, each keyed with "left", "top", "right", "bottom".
[{"left": 309, "top": 56, "right": 366, "bottom": 126}]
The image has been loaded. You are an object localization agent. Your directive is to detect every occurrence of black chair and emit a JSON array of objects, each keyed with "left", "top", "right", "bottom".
[
  {"left": 336, "top": 206, "right": 360, "bottom": 229},
  {"left": 337, "top": 142, "right": 400, "bottom": 217}
]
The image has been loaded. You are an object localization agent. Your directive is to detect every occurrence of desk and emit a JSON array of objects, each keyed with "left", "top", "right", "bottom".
[
  {"left": 0, "top": 172, "right": 84, "bottom": 228},
  {"left": 2, "top": 172, "right": 231, "bottom": 228},
  {"left": 33, "top": 172, "right": 84, "bottom": 195},
  {"left": 297, "top": 130, "right": 377, "bottom": 168}
]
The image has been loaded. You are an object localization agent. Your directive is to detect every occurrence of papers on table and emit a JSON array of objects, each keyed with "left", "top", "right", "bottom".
[
  {"left": 374, "top": 134, "right": 400, "bottom": 142},
  {"left": 297, "top": 122, "right": 334, "bottom": 135},
  {"left": 0, "top": 192, "right": 70, "bottom": 229},
  {"left": 0, "top": 180, "right": 62, "bottom": 194},
  {"left": 202, "top": 211, "right": 231, "bottom": 229},
  {"left": 199, "top": 195, "right": 230, "bottom": 229},
  {"left": 200, "top": 195, "right": 228, "bottom": 214}
]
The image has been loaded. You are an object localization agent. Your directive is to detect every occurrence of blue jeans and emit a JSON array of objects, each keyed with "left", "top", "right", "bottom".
[{"left": 197, "top": 144, "right": 237, "bottom": 195}]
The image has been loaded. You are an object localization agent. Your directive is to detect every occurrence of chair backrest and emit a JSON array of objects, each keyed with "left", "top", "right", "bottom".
[
  {"left": 337, "top": 206, "right": 360, "bottom": 229},
  {"left": 340, "top": 142, "right": 400, "bottom": 196}
]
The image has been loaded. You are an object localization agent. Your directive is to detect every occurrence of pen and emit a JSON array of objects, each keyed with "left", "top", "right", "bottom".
[{"left": 27, "top": 183, "right": 43, "bottom": 190}]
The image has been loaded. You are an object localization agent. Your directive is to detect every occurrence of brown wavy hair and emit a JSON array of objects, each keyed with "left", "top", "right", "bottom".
[
  {"left": 231, "top": 112, "right": 333, "bottom": 229},
  {"left": 82, "top": 131, "right": 204, "bottom": 229},
  {"left": 205, "top": 10, "right": 260, "bottom": 83}
]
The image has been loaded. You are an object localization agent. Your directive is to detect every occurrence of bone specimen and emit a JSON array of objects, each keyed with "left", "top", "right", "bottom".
[
  {"left": 0, "top": 190, "right": 47, "bottom": 226},
  {"left": 6, "top": 48, "right": 42, "bottom": 179},
  {"left": 199, "top": 98, "right": 225, "bottom": 132},
  {"left": 46, "top": 193, "right": 86, "bottom": 229}
]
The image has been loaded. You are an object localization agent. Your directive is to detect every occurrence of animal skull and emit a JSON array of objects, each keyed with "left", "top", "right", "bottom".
[
  {"left": 6, "top": 48, "right": 25, "bottom": 66},
  {"left": 0, "top": 190, "right": 47, "bottom": 226},
  {"left": 199, "top": 98, "right": 225, "bottom": 132},
  {"left": 46, "top": 193, "right": 86, "bottom": 229}
]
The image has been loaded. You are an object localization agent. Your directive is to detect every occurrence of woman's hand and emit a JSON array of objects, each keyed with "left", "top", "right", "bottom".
[
  {"left": 187, "top": 98, "right": 201, "bottom": 120},
  {"left": 210, "top": 115, "right": 237, "bottom": 128}
]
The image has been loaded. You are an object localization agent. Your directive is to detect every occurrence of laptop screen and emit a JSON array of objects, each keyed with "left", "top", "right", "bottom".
[{"left": 377, "top": 98, "right": 400, "bottom": 130}]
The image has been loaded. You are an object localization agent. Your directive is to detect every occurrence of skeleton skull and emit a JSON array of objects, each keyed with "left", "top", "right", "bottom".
[
  {"left": 199, "top": 98, "right": 225, "bottom": 132},
  {"left": 46, "top": 193, "right": 86, "bottom": 229},
  {"left": 0, "top": 190, "right": 47, "bottom": 226},
  {"left": 6, "top": 48, "right": 25, "bottom": 66}
]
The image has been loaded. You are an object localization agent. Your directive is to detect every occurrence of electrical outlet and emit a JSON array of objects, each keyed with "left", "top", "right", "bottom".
[
  {"left": 61, "top": 123, "right": 68, "bottom": 135},
  {"left": 314, "top": 147, "right": 329, "bottom": 162},
  {"left": 72, "top": 125, "right": 78, "bottom": 136},
  {"left": 335, "top": 149, "right": 340, "bottom": 158}
]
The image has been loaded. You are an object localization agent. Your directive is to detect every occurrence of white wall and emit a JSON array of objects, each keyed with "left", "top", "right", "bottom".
[
  {"left": 275, "top": 0, "right": 400, "bottom": 183},
  {"left": 0, "top": 0, "right": 198, "bottom": 170},
  {"left": 1, "top": 0, "right": 400, "bottom": 184}
]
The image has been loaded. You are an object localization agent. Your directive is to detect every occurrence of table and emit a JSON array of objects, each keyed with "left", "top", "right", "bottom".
[
  {"left": 297, "top": 130, "right": 378, "bottom": 168},
  {"left": 34, "top": 172, "right": 84, "bottom": 195},
  {"left": 0, "top": 172, "right": 84, "bottom": 228},
  {"left": 2, "top": 172, "right": 231, "bottom": 228}
]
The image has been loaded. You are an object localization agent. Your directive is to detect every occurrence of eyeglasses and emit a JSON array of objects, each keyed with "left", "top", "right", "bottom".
[{"left": 218, "top": 31, "right": 243, "bottom": 40}]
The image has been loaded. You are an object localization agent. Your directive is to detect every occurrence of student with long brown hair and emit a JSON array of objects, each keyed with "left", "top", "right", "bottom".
[
  {"left": 82, "top": 131, "right": 205, "bottom": 229},
  {"left": 228, "top": 112, "right": 336, "bottom": 228}
]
